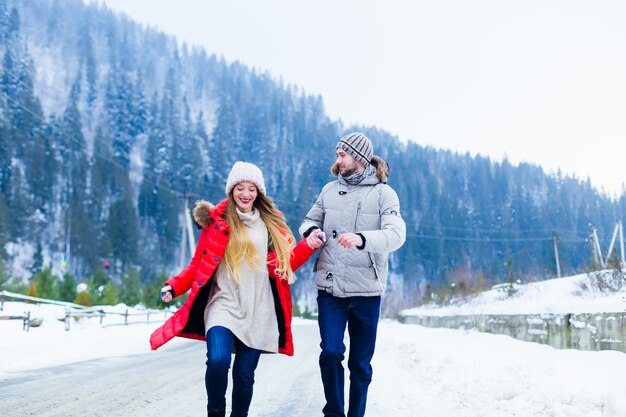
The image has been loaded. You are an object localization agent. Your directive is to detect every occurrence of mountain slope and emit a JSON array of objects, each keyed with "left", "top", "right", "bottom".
[{"left": 0, "top": 0, "right": 624, "bottom": 305}]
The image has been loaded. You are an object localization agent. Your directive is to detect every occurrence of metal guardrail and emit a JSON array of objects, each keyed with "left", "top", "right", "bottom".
[
  {"left": 400, "top": 311, "right": 626, "bottom": 353},
  {"left": 1, "top": 290, "right": 171, "bottom": 331}
]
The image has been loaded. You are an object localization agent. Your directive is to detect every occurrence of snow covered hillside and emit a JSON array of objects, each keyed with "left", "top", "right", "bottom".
[{"left": 402, "top": 272, "right": 626, "bottom": 317}]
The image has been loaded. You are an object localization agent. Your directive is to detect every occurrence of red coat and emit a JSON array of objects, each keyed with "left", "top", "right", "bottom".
[{"left": 149, "top": 199, "right": 316, "bottom": 356}]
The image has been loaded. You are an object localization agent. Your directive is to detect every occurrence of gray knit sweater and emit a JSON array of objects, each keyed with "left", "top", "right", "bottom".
[{"left": 203, "top": 208, "right": 279, "bottom": 352}]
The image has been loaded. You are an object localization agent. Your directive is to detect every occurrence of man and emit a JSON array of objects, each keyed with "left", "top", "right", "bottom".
[{"left": 299, "top": 132, "right": 406, "bottom": 417}]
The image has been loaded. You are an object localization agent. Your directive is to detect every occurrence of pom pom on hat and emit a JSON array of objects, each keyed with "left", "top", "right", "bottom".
[
  {"left": 225, "top": 161, "right": 266, "bottom": 196},
  {"left": 336, "top": 132, "right": 373, "bottom": 167}
]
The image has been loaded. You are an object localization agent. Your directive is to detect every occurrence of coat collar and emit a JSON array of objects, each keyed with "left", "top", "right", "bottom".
[{"left": 211, "top": 198, "right": 229, "bottom": 220}]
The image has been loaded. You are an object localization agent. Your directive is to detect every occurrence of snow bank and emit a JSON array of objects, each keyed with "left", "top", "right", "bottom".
[{"left": 402, "top": 272, "right": 626, "bottom": 317}]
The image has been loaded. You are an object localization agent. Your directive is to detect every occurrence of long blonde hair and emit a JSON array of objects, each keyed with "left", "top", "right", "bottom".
[{"left": 222, "top": 192, "right": 296, "bottom": 283}]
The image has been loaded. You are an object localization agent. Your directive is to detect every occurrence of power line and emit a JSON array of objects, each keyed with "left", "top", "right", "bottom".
[
  {"left": 413, "top": 222, "right": 590, "bottom": 237},
  {"left": 406, "top": 233, "right": 553, "bottom": 243}
]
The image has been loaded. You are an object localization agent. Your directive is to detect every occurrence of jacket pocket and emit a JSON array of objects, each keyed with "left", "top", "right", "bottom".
[
  {"left": 367, "top": 253, "right": 379, "bottom": 280},
  {"left": 315, "top": 270, "right": 333, "bottom": 291}
]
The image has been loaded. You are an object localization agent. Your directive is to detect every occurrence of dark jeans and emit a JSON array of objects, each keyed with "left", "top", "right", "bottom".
[
  {"left": 317, "top": 290, "right": 381, "bottom": 417},
  {"left": 205, "top": 326, "right": 261, "bottom": 417}
]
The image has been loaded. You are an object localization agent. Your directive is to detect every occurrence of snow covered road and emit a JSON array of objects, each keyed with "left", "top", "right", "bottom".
[
  {"left": 1, "top": 320, "right": 626, "bottom": 416},
  {"left": 0, "top": 324, "right": 326, "bottom": 417},
  {"left": 0, "top": 324, "right": 327, "bottom": 417},
  {"left": 0, "top": 341, "right": 206, "bottom": 417}
]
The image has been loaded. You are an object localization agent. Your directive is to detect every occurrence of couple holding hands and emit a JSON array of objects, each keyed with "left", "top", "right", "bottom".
[{"left": 150, "top": 132, "right": 406, "bottom": 417}]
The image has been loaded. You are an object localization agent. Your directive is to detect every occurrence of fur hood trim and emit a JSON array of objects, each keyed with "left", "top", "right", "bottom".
[
  {"left": 192, "top": 200, "right": 213, "bottom": 228},
  {"left": 331, "top": 155, "right": 389, "bottom": 183},
  {"left": 192, "top": 199, "right": 228, "bottom": 228}
]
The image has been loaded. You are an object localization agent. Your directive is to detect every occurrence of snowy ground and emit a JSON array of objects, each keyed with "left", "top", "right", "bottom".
[
  {"left": 0, "top": 301, "right": 177, "bottom": 375},
  {"left": 402, "top": 272, "right": 626, "bottom": 316},
  {"left": 1, "top": 275, "right": 626, "bottom": 416}
]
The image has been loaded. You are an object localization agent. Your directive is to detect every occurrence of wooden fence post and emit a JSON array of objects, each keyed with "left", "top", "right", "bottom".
[
  {"left": 65, "top": 307, "right": 70, "bottom": 331},
  {"left": 23, "top": 311, "right": 30, "bottom": 332}
]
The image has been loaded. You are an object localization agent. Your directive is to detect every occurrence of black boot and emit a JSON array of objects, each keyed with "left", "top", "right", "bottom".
[{"left": 207, "top": 406, "right": 225, "bottom": 417}]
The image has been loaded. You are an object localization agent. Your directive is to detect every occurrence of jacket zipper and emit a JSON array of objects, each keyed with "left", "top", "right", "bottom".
[
  {"left": 354, "top": 202, "right": 361, "bottom": 230},
  {"left": 355, "top": 201, "right": 378, "bottom": 280}
]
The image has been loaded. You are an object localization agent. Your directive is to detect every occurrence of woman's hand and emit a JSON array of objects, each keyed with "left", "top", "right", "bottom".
[
  {"left": 305, "top": 229, "right": 326, "bottom": 249},
  {"left": 160, "top": 285, "right": 173, "bottom": 303}
]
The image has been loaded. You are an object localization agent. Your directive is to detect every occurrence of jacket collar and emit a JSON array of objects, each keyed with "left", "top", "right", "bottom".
[{"left": 211, "top": 198, "right": 229, "bottom": 220}]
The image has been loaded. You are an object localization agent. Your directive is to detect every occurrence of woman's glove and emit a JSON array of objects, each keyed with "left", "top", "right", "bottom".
[{"left": 160, "top": 285, "right": 173, "bottom": 303}]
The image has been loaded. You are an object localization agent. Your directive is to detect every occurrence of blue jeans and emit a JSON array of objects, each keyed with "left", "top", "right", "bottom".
[
  {"left": 317, "top": 290, "right": 381, "bottom": 417},
  {"left": 205, "top": 326, "right": 261, "bottom": 417}
]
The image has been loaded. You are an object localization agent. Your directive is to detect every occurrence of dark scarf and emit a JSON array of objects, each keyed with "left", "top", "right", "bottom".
[{"left": 341, "top": 164, "right": 375, "bottom": 186}]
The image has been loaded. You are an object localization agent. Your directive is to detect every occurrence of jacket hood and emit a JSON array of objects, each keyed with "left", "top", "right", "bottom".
[
  {"left": 192, "top": 198, "right": 228, "bottom": 228},
  {"left": 331, "top": 155, "right": 389, "bottom": 183}
]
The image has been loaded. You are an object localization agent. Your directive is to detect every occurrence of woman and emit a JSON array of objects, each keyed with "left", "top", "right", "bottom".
[{"left": 149, "top": 161, "right": 324, "bottom": 417}]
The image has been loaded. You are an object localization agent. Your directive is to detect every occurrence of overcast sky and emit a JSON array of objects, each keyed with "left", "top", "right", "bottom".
[{"left": 96, "top": 0, "right": 626, "bottom": 196}]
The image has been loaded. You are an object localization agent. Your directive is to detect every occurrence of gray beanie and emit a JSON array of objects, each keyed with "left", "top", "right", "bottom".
[
  {"left": 225, "top": 161, "right": 266, "bottom": 196},
  {"left": 336, "top": 132, "right": 373, "bottom": 167}
]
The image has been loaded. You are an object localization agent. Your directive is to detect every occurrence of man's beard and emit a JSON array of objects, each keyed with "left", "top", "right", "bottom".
[{"left": 340, "top": 166, "right": 358, "bottom": 177}]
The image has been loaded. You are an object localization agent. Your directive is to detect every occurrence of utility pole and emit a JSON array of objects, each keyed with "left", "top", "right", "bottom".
[
  {"left": 178, "top": 195, "right": 197, "bottom": 271},
  {"left": 591, "top": 227, "right": 605, "bottom": 269},
  {"left": 605, "top": 223, "right": 620, "bottom": 267},
  {"left": 178, "top": 196, "right": 188, "bottom": 271},
  {"left": 618, "top": 220, "right": 625, "bottom": 268},
  {"left": 185, "top": 198, "right": 196, "bottom": 257},
  {"left": 552, "top": 233, "right": 561, "bottom": 278}
]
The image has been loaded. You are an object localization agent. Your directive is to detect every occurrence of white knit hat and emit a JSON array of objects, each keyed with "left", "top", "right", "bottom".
[{"left": 225, "top": 161, "right": 266, "bottom": 196}]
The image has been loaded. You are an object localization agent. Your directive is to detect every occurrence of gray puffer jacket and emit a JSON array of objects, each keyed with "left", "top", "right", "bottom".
[{"left": 299, "top": 157, "right": 406, "bottom": 297}]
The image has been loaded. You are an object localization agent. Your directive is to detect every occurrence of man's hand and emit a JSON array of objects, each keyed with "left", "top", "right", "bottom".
[{"left": 337, "top": 232, "right": 363, "bottom": 249}]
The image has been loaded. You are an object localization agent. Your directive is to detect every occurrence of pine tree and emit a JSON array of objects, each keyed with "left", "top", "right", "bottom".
[
  {"left": 120, "top": 267, "right": 141, "bottom": 307},
  {"left": 0, "top": 0, "right": 9, "bottom": 44},
  {"left": 77, "top": 10, "right": 97, "bottom": 106},
  {"left": 0, "top": 89, "right": 11, "bottom": 200},
  {"left": 0, "top": 256, "right": 9, "bottom": 290},
  {"left": 27, "top": 280, "right": 38, "bottom": 298},
  {"left": 74, "top": 290, "right": 93, "bottom": 307},
  {"left": 59, "top": 78, "right": 95, "bottom": 274},
  {"left": 58, "top": 272, "right": 77, "bottom": 303},
  {"left": 30, "top": 242, "right": 43, "bottom": 274},
  {"left": 88, "top": 269, "right": 108, "bottom": 305},
  {"left": 0, "top": 191, "right": 7, "bottom": 258},
  {"left": 31, "top": 267, "right": 59, "bottom": 300},
  {"left": 141, "top": 272, "right": 168, "bottom": 309},
  {"left": 101, "top": 281, "right": 119, "bottom": 305},
  {"left": 106, "top": 185, "right": 138, "bottom": 269},
  {"left": 88, "top": 126, "right": 114, "bottom": 260}
]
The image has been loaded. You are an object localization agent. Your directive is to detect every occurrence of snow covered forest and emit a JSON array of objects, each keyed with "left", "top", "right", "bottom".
[{"left": 1, "top": 0, "right": 625, "bottom": 307}]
